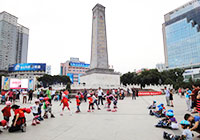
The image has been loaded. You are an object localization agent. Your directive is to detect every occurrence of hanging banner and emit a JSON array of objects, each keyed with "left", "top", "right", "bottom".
[{"left": 138, "top": 91, "right": 162, "bottom": 96}]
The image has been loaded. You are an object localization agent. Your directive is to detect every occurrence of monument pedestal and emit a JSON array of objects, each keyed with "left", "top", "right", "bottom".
[{"left": 80, "top": 68, "right": 120, "bottom": 89}]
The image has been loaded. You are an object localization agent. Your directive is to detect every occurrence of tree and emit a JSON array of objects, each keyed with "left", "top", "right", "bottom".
[
  {"left": 120, "top": 68, "right": 185, "bottom": 90},
  {"left": 38, "top": 75, "right": 71, "bottom": 88}
]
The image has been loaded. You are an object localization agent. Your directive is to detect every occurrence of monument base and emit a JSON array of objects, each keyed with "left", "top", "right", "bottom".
[{"left": 80, "top": 69, "right": 120, "bottom": 89}]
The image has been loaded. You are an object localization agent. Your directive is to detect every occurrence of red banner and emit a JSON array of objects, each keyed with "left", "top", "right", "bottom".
[{"left": 138, "top": 91, "right": 162, "bottom": 96}]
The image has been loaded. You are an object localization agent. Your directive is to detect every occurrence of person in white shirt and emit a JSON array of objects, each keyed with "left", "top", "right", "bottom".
[
  {"left": 22, "top": 89, "right": 28, "bottom": 104},
  {"left": 97, "top": 87, "right": 104, "bottom": 105},
  {"left": 164, "top": 87, "right": 170, "bottom": 106},
  {"left": 112, "top": 89, "right": 115, "bottom": 95},
  {"left": 92, "top": 92, "right": 100, "bottom": 110},
  {"left": 30, "top": 99, "right": 40, "bottom": 125},
  {"left": 163, "top": 120, "right": 193, "bottom": 140}
]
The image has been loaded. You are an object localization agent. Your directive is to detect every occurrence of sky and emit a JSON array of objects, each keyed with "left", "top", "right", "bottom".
[{"left": 0, "top": 0, "right": 190, "bottom": 75}]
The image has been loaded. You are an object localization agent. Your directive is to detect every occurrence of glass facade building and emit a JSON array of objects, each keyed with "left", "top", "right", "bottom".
[{"left": 163, "top": 0, "right": 200, "bottom": 69}]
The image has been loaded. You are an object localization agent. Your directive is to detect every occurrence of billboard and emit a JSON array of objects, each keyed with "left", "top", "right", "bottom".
[
  {"left": 78, "top": 74, "right": 83, "bottom": 84},
  {"left": 69, "top": 62, "right": 90, "bottom": 68},
  {"left": 10, "top": 79, "right": 28, "bottom": 89},
  {"left": 67, "top": 73, "right": 74, "bottom": 83},
  {"left": 9, "top": 63, "right": 46, "bottom": 72},
  {"left": 28, "top": 79, "right": 34, "bottom": 90},
  {"left": 2, "top": 77, "right": 9, "bottom": 90},
  {"left": 46, "top": 65, "right": 51, "bottom": 75}
]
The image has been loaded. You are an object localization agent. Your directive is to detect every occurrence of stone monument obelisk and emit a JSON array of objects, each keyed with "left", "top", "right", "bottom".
[{"left": 80, "top": 4, "right": 120, "bottom": 89}]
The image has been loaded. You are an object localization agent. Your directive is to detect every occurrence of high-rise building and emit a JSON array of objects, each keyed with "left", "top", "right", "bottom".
[
  {"left": 60, "top": 57, "right": 90, "bottom": 84},
  {"left": 156, "top": 63, "right": 166, "bottom": 72},
  {"left": 0, "top": 11, "right": 29, "bottom": 71},
  {"left": 163, "top": 0, "right": 200, "bottom": 69}
]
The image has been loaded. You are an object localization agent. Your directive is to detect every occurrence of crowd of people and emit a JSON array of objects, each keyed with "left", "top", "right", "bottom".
[
  {"left": 147, "top": 85, "right": 200, "bottom": 140},
  {"left": 0, "top": 87, "right": 125, "bottom": 133},
  {"left": 5, "top": 85, "right": 199, "bottom": 139}
]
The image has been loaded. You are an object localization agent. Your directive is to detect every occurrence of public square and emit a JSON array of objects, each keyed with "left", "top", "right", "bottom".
[{"left": 0, "top": 94, "right": 199, "bottom": 140}]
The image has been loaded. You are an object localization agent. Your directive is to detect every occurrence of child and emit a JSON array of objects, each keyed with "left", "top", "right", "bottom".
[
  {"left": 0, "top": 120, "right": 7, "bottom": 133},
  {"left": 113, "top": 94, "right": 118, "bottom": 109},
  {"left": 30, "top": 99, "right": 40, "bottom": 126},
  {"left": 1, "top": 101, "right": 12, "bottom": 129},
  {"left": 43, "top": 97, "right": 55, "bottom": 119},
  {"left": 150, "top": 106, "right": 164, "bottom": 118},
  {"left": 87, "top": 94, "right": 94, "bottom": 112},
  {"left": 184, "top": 113, "right": 200, "bottom": 138},
  {"left": 106, "top": 93, "right": 113, "bottom": 111},
  {"left": 75, "top": 95, "right": 81, "bottom": 113},
  {"left": 148, "top": 101, "right": 156, "bottom": 109},
  {"left": 60, "top": 94, "right": 71, "bottom": 116},
  {"left": 9, "top": 105, "right": 29, "bottom": 132},
  {"left": 156, "top": 112, "right": 178, "bottom": 129},
  {"left": 38, "top": 97, "right": 44, "bottom": 121},
  {"left": 167, "top": 112, "right": 178, "bottom": 130},
  {"left": 1, "top": 90, "right": 6, "bottom": 105},
  {"left": 158, "top": 103, "right": 166, "bottom": 110},
  {"left": 163, "top": 120, "right": 193, "bottom": 140},
  {"left": 92, "top": 92, "right": 101, "bottom": 110}
]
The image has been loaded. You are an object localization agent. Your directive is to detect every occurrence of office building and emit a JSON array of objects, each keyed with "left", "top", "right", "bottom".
[
  {"left": 0, "top": 11, "right": 29, "bottom": 71},
  {"left": 163, "top": 0, "right": 200, "bottom": 69},
  {"left": 156, "top": 63, "right": 166, "bottom": 72},
  {"left": 60, "top": 57, "right": 90, "bottom": 84}
]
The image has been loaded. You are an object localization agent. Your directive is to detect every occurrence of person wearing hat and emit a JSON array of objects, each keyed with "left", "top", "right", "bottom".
[
  {"left": 38, "top": 97, "right": 44, "bottom": 121},
  {"left": 185, "top": 113, "right": 200, "bottom": 138},
  {"left": 0, "top": 120, "right": 7, "bottom": 133},
  {"left": 167, "top": 112, "right": 178, "bottom": 130},
  {"left": 9, "top": 105, "right": 26, "bottom": 132},
  {"left": 75, "top": 95, "right": 81, "bottom": 113},
  {"left": 1, "top": 101, "right": 12, "bottom": 129},
  {"left": 163, "top": 120, "right": 192, "bottom": 140},
  {"left": 87, "top": 94, "right": 94, "bottom": 112},
  {"left": 148, "top": 101, "right": 156, "bottom": 109},
  {"left": 30, "top": 99, "right": 40, "bottom": 126},
  {"left": 153, "top": 106, "right": 164, "bottom": 118},
  {"left": 60, "top": 94, "right": 71, "bottom": 116},
  {"left": 155, "top": 111, "right": 177, "bottom": 129}
]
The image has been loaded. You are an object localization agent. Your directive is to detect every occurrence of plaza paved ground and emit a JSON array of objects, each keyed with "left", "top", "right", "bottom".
[{"left": 0, "top": 94, "right": 199, "bottom": 140}]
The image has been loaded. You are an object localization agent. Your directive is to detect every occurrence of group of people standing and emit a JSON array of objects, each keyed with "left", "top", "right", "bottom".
[
  {"left": 0, "top": 89, "right": 34, "bottom": 105},
  {"left": 181, "top": 86, "right": 200, "bottom": 115},
  {"left": 162, "top": 85, "right": 200, "bottom": 139},
  {"left": 0, "top": 86, "right": 121, "bottom": 133},
  {"left": 164, "top": 87, "right": 174, "bottom": 107}
]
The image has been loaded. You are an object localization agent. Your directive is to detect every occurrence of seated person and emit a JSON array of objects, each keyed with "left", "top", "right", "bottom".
[
  {"left": 0, "top": 120, "right": 7, "bottom": 133},
  {"left": 155, "top": 111, "right": 178, "bottom": 129},
  {"left": 163, "top": 120, "right": 193, "bottom": 140},
  {"left": 150, "top": 106, "right": 164, "bottom": 118},
  {"left": 167, "top": 112, "right": 178, "bottom": 129},
  {"left": 8, "top": 105, "right": 27, "bottom": 132},
  {"left": 158, "top": 103, "right": 166, "bottom": 110},
  {"left": 148, "top": 101, "right": 156, "bottom": 109},
  {"left": 184, "top": 113, "right": 200, "bottom": 138}
]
